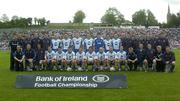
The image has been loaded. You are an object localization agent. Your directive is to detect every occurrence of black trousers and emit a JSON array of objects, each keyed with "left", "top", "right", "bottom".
[
  {"left": 128, "top": 61, "right": 137, "bottom": 71},
  {"left": 14, "top": 61, "right": 24, "bottom": 71},
  {"left": 156, "top": 61, "right": 165, "bottom": 72},
  {"left": 10, "top": 52, "right": 14, "bottom": 71}
]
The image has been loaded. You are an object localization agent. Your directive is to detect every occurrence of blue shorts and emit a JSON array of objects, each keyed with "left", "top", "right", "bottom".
[{"left": 113, "top": 49, "right": 120, "bottom": 52}]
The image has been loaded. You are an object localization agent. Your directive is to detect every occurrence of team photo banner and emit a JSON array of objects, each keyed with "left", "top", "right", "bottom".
[{"left": 16, "top": 74, "right": 128, "bottom": 89}]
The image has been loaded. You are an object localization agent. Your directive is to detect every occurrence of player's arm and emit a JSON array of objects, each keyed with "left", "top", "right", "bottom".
[{"left": 13, "top": 52, "right": 20, "bottom": 62}]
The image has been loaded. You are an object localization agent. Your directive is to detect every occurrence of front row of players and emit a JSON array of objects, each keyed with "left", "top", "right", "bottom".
[{"left": 13, "top": 43, "right": 175, "bottom": 72}]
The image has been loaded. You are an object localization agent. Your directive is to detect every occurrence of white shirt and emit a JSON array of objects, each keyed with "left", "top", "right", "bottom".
[
  {"left": 65, "top": 51, "right": 76, "bottom": 61},
  {"left": 62, "top": 38, "right": 71, "bottom": 50},
  {"left": 112, "top": 38, "right": 121, "bottom": 50}
]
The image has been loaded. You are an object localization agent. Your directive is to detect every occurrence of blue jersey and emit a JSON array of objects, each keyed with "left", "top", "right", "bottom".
[{"left": 94, "top": 38, "right": 105, "bottom": 52}]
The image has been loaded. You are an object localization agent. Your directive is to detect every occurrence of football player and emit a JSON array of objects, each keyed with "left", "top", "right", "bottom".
[
  {"left": 76, "top": 46, "right": 87, "bottom": 71},
  {"left": 83, "top": 34, "right": 94, "bottom": 52},
  {"left": 94, "top": 47, "right": 107, "bottom": 71},
  {"left": 104, "top": 34, "right": 112, "bottom": 52},
  {"left": 72, "top": 33, "right": 83, "bottom": 53},
  {"left": 65, "top": 47, "right": 76, "bottom": 71},
  {"left": 55, "top": 46, "right": 66, "bottom": 70},
  {"left": 44, "top": 46, "right": 56, "bottom": 70},
  {"left": 106, "top": 46, "right": 116, "bottom": 71},
  {"left": 112, "top": 34, "right": 122, "bottom": 52},
  {"left": 62, "top": 34, "right": 72, "bottom": 52},
  {"left": 115, "top": 46, "right": 128, "bottom": 71},
  {"left": 86, "top": 46, "right": 96, "bottom": 71}
]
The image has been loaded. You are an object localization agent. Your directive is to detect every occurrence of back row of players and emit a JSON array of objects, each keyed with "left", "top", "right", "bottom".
[{"left": 12, "top": 33, "right": 175, "bottom": 72}]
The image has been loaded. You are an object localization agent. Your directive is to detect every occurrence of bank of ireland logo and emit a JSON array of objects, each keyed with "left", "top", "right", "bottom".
[{"left": 92, "top": 75, "right": 109, "bottom": 83}]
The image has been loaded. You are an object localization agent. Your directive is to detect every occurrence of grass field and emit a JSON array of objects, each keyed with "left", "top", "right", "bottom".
[{"left": 0, "top": 50, "right": 180, "bottom": 101}]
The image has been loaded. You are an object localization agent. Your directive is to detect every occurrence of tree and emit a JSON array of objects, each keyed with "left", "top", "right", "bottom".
[
  {"left": 73, "top": 10, "right": 86, "bottom": 23},
  {"left": 1, "top": 14, "right": 9, "bottom": 22},
  {"left": 132, "top": 9, "right": 158, "bottom": 26},
  {"left": 147, "top": 10, "right": 158, "bottom": 26},
  {"left": 27, "top": 17, "right": 32, "bottom": 26},
  {"left": 132, "top": 9, "right": 147, "bottom": 26},
  {"left": 34, "top": 17, "right": 37, "bottom": 25},
  {"left": 101, "top": 7, "right": 124, "bottom": 25},
  {"left": 167, "top": 14, "right": 179, "bottom": 27}
]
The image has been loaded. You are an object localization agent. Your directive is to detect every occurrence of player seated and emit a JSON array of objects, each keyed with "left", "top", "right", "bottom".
[
  {"left": 144, "top": 44, "right": 155, "bottom": 72},
  {"left": 115, "top": 46, "right": 128, "bottom": 71},
  {"left": 94, "top": 47, "right": 107, "bottom": 71},
  {"left": 106, "top": 46, "right": 116, "bottom": 71},
  {"left": 136, "top": 43, "right": 146, "bottom": 71},
  {"left": 164, "top": 46, "right": 176, "bottom": 72},
  {"left": 24, "top": 44, "right": 36, "bottom": 71},
  {"left": 34, "top": 44, "right": 46, "bottom": 70},
  {"left": 55, "top": 46, "right": 66, "bottom": 70},
  {"left": 65, "top": 46, "right": 76, "bottom": 71},
  {"left": 76, "top": 46, "right": 87, "bottom": 71},
  {"left": 153, "top": 46, "right": 165, "bottom": 72},
  {"left": 86, "top": 46, "right": 96, "bottom": 71},
  {"left": 44, "top": 46, "right": 56, "bottom": 70},
  {"left": 13, "top": 45, "right": 25, "bottom": 71},
  {"left": 127, "top": 47, "right": 138, "bottom": 71}
]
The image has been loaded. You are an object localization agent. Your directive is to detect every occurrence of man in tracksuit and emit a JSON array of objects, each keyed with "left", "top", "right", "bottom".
[
  {"left": 127, "top": 47, "right": 138, "bottom": 71},
  {"left": 164, "top": 46, "right": 176, "bottom": 72},
  {"left": 13, "top": 45, "right": 25, "bottom": 71},
  {"left": 153, "top": 45, "right": 165, "bottom": 72},
  {"left": 24, "top": 44, "right": 36, "bottom": 71}
]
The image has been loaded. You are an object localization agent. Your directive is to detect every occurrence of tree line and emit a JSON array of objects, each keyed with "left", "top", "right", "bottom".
[
  {"left": 73, "top": 7, "right": 180, "bottom": 28},
  {"left": 0, "top": 7, "right": 180, "bottom": 28},
  {"left": 0, "top": 14, "right": 50, "bottom": 28}
]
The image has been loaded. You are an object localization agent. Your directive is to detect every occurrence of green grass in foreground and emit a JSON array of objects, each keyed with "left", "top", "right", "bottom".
[{"left": 0, "top": 50, "right": 180, "bottom": 101}]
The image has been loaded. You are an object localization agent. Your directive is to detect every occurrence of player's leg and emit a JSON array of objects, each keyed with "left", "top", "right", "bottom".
[
  {"left": 61, "top": 59, "right": 66, "bottom": 70},
  {"left": 72, "top": 59, "right": 77, "bottom": 71},
  {"left": 83, "top": 59, "right": 88, "bottom": 71},
  {"left": 143, "top": 59, "right": 148, "bottom": 72},
  {"left": 93, "top": 59, "right": 99, "bottom": 71},
  {"left": 128, "top": 61, "right": 133, "bottom": 71},
  {"left": 51, "top": 59, "right": 57, "bottom": 70},
  {"left": 152, "top": 59, "right": 157, "bottom": 71},
  {"left": 115, "top": 59, "right": 119, "bottom": 70},
  {"left": 170, "top": 61, "right": 176, "bottom": 72},
  {"left": 124, "top": 60, "right": 129, "bottom": 71}
]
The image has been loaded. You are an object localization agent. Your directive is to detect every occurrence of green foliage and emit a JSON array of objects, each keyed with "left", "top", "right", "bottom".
[
  {"left": 0, "top": 14, "right": 49, "bottom": 28},
  {"left": 101, "top": 7, "right": 125, "bottom": 25},
  {"left": 73, "top": 10, "right": 86, "bottom": 23},
  {"left": 167, "top": 12, "right": 180, "bottom": 28},
  {"left": 132, "top": 9, "right": 158, "bottom": 26}
]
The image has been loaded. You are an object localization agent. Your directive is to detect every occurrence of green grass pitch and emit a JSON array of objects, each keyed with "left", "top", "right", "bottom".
[{"left": 0, "top": 50, "right": 180, "bottom": 101}]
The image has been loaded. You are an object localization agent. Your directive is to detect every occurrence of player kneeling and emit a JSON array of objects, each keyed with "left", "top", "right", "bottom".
[
  {"left": 86, "top": 46, "right": 96, "bottom": 71},
  {"left": 106, "top": 46, "right": 116, "bottom": 71},
  {"left": 55, "top": 47, "right": 66, "bottom": 70},
  {"left": 65, "top": 47, "right": 76, "bottom": 71},
  {"left": 76, "top": 47, "right": 87, "bottom": 71},
  {"left": 164, "top": 46, "right": 176, "bottom": 72},
  {"left": 44, "top": 46, "right": 56, "bottom": 70},
  {"left": 94, "top": 47, "right": 107, "bottom": 71},
  {"left": 115, "top": 46, "right": 128, "bottom": 71}
]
